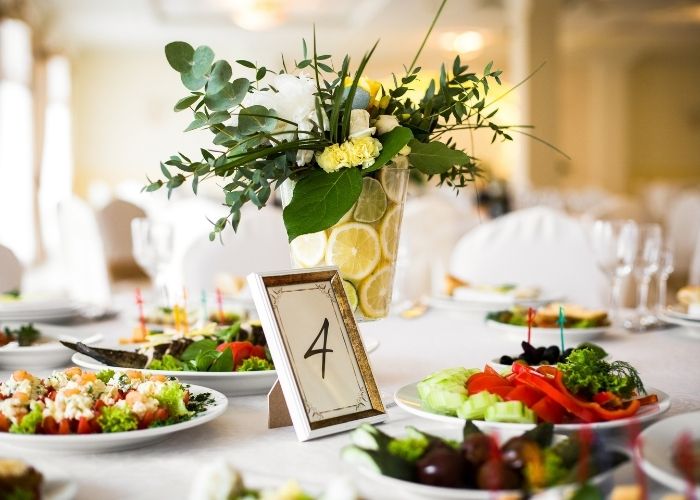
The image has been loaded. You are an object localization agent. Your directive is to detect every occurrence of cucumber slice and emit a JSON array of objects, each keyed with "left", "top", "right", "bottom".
[
  {"left": 349, "top": 423, "right": 393, "bottom": 450},
  {"left": 425, "top": 387, "right": 469, "bottom": 415},
  {"left": 341, "top": 445, "right": 414, "bottom": 481},
  {"left": 484, "top": 401, "right": 536, "bottom": 423},
  {"left": 457, "top": 392, "right": 503, "bottom": 420}
]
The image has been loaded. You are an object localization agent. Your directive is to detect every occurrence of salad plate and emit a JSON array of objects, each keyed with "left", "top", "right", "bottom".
[
  {"left": 394, "top": 382, "right": 670, "bottom": 433},
  {"left": 343, "top": 422, "right": 627, "bottom": 500},
  {"left": 70, "top": 334, "right": 379, "bottom": 396},
  {"left": 663, "top": 305, "right": 700, "bottom": 322},
  {"left": 0, "top": 323, "right": 102, "bottom": 369},
  {"left": 485, "top": 320, "right": 607, "bottom": 343},
  {"left": 71, "top": 352, "right": 277, "bottom": 396},
  {"left": 0, "top": 383, "right": 228, "bottom": 453},
  {"left": 636, "top": 411, "right": 700, "bottom": 497},
  {"left": 428, "top": 295, "right": 556, "bottom": 314}
]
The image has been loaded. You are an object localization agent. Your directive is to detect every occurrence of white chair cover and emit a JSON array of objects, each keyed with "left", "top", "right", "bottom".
[
  {"left": 581, "top": 195, "right": 649, "bottom": 223},
  {"left": 0, "top": 244, "right": 22, "bottom": 293},
  {"left": 98, "top": 198, "right": 146, "bottom": 276},
  {"left": 665, "top": 191, "right": 700, "bottom": 278},
  {"left": 57, "top": 197, "right": 112, "bottom": 306},
  {"left": 181, "top": 204, "right": 290, "bottom": 292},
  {"left": 449, "top": 206, "right": 608, "bottom": 307},
  {"left": 395, "top": 193, "right": 480, "bottom": 303}
]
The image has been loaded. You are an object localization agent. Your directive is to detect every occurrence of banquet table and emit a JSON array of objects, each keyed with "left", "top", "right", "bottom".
[{"left": 3, "top": 301, "right": 700, "bottom": 500}]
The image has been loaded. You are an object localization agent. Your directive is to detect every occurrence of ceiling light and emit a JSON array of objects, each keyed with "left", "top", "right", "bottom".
[
  {"left": 231, "top": 0, "right": 285, "bottom": 31},
  {"left": 440, "top": 31, "right": 485, "bottom": 54}
]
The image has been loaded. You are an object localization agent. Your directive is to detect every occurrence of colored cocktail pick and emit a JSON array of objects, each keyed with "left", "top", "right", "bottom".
[
  {"left": 558, "top": 306, "right": 565, "bottom": 352},
  {"left": 527, "top": 307, "right": 535, "bottom": 344},
  {"left": 181, "top": 287, "right": 189, "bottom": 333},
  {"left": 216, "top": 288, "right": 224, "bottom": 323},
  {"left": 135, "top": 288, "right": 146, "bottom": 335}
]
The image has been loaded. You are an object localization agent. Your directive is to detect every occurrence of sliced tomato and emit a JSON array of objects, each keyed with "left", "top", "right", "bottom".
[
  {"left": 141, "top": 410, "right": 156, "bottom": 429},
  {"left": 58, "top": 419, "right": 71, "bottom": 434},
  {"left": 154, "top": 408, "right": 169, "bottom": 422},
  {"left": 467, "top": 375, "right": 513, "bottom": 395},
  {"left": 250, "top": 345, "right": 266, "bottom": 360},
  {"left": 217, "top": 341, "right": 254, "bottom": 369},
  {"left": 0, "top": 414, "right": 10, "bottom": 432},
  {"left": 531, "top": 396, "right": 566, "bottom": 423},
  {"left": 94, "top": 400, "right": 106, "bottom": 413},
  {"left": 505, "top": 385, "right": 544, "bottom": 408},
  {"left": 77, "top": 417, "right": 93, "bottom": 434},
  {"left": 42, "top": 416, "right": 58, "bottom": 434}
]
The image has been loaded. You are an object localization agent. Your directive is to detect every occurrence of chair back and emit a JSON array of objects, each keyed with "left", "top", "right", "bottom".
[{"left": 0, "top": 244, "right": 22, "bottom": 293}]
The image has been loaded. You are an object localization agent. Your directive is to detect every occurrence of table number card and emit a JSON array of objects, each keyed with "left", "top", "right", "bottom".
[{"left": 247, "top": 267, "right": 385, "bottom": 441}]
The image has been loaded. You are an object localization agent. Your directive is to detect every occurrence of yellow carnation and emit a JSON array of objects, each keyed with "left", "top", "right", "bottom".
[
  {"left": 316, "top": 143, "right": 351, "bottom": 173},
  {"left": 342, "top": 136, "right": 382, "bottom": 169}
]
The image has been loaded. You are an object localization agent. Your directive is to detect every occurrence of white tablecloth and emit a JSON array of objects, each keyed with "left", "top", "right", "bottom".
[{"left": 3, "top": 304, "right": 700, "bottom": 499}]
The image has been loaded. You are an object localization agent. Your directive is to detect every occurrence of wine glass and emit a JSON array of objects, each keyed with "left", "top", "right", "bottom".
[
  {"left": 655, "top": 246, "right": 674, "bottom": 313},
  {"left": 131, "top": 218, "right": 174, "bottom": 305},
  {"left": 588, "top": 219, "right": 638, "bottom": 320},
  {"left": 625, "top": 223, "right": 662, "bottom": 330}
]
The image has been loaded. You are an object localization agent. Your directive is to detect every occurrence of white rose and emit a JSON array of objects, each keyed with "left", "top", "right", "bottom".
[
  {"left": 374, "top": 114, "right": 400, "bottom": 135},
  {"left": 348, "top": 109, "right": 375, "bottom": 139}
]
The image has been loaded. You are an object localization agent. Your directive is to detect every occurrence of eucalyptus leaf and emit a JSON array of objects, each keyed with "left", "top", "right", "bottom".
[
  {"left": 213, "top": 126, "right": 238, "bottom": 146},
  {"left": 283, "top": 168, "right": 362, "bottom": 242},
  {"left": 408, "top": 139, "right": 470, "bottom": 175},
  {"left": 174, "top": 95, "right": 199, "bottom": 112},
  {"left": 204, "top": 78, "right": 249, "bottom": 111},
  {"left": 165, "top": 41, "right": 194, "bottom": 73},
  {"left": 208, "top": 60, "right": 232, "bottom": 94},
  {"left": 181, "top": 70, "right": 207, "bottom": 91},
  {"left": 238, "top": 105, "right": 277, "bottom": 135},
  {"left": 363, "top": 126, "right": 413, "bottom": 173},
  {"left": 192, "top": 46, "right": 215, "bottom": 78}
]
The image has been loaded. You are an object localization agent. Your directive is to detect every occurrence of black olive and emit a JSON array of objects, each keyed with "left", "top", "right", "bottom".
[
  {"left": 461, "top": 433, "right": 492, "bottom": 467},
  {"left": 561, "top": 348, "right": 574, "bottom": 361},
  {"left": 521, "top": 341, "right": 537, "bottom": 357},
  {"left": 543, "top": 345, "right": 560, "bottom": 364},
  {"left": 416, "top": 446, "right": 470, "bottom": 488},
  {"left": 501, "top": 437, "right": 542, "bottom": 470},
  {"left": 535, "top": 346, "right": 546, "bottom": 363},
  {"left": 476, "top": 458, "right": 522, "bottom": 490},
  {"left": 499, "top": 355, "right": 514, "bottom": 365}
]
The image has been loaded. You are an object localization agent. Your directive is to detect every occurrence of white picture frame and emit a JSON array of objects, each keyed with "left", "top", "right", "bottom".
[{"left": 247, "top": 267, "right": 386, "bottom": 441}]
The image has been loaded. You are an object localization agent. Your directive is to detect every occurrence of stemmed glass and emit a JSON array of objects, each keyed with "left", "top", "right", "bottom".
[
  {"left": 131, "top": 218, "right": 174, "bottom": 305},
  {"left": 588, "top": 219, "right": 638, "bottom": 321},
  {"left": 655, "top": 246, "right": 674, "bottom": 313},
  {"left": 625, "top": 223, "right": 662, "bottom": 330}
]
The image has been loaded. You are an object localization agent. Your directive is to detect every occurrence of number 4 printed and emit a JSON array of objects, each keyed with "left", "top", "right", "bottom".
[{"left": 304, "top": 318, "right": 333, "bottom": 378}]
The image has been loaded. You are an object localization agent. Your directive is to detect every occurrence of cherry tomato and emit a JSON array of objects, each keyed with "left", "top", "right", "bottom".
[
  {"left": 58, "top": 419, "right": 71, "bottom": 434},
  {"left": 42, "top": 416, "right": 58, "bottom": 434},
  {"left": 0, "top": 414, "right": 10, "bottom": 432}
]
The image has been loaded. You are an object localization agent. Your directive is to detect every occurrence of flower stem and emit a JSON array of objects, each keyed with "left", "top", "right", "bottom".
[{"left": 407, "top": 0, "right": 448, "bottom": 75}]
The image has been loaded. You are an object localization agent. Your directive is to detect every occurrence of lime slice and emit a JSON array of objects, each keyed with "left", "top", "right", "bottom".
[
  {"left": 325, "top": 222, "right": 380, "bottom": 281},
  {"left": 359, "top": 265, "right": 393, "bottom": 319},
  {"left": 379, "top": 166, "right": 407, "bottom": 203},
  {"left": 379, "top": 205, "right": 402, "bottom": 260},
  {"left": 290, "top": 231, "right": 327, "bottom": 267},
  {"left": 342, "top": 280, "right": 358, "bottom": 312},
  {"left": 353, "top": 177, "right": 387, "bottom": 223}
]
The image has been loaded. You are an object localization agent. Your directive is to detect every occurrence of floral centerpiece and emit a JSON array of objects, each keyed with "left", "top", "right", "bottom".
[{"left": 148, "top": 0, "right": 517, "bottom": 319}]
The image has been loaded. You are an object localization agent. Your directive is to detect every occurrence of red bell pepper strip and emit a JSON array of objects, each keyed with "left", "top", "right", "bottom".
[
  {"left": 530, "top": 396, "right": 566, "bottom": 423},
  {"left": 512, "top": 364, "right": 598, "bottom": 422}
]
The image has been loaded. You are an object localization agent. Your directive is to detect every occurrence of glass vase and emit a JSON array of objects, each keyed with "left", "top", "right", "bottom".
[{"left": 282, "top": 163, "right": 409, "bottom": 320}]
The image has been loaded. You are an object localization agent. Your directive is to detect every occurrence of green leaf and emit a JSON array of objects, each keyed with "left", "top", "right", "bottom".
[
  {"left": 238, "top": 105, "right": 277, "bottom": 135},
  {"left": 408, "top": 140, "right": 470, "bottom": 175},
  {"left": 207, "top": 111, "right": 230, "bottom": 125},
  {"left": 208, "top": 60, "right": 232, "bottom": 94},
  {"left": 363, "top": 126, "right": 413, "bottom": 173},
  {"left": 283, "top": 168, "right": 362, "bottom": 242},
  {"left": 213, "top": 126, "right": 238, "bottom": 146},
  {"left": 160, "top": 162, "right": 172, "bottom": 179},
  {"left": 204, "top": 78, "right": 250, "bottom": 111},
  {"left": 192, "top": 46, "right": 214, "bottom": 78},
  {"left": 184, "top": 113, "right": 207, "bottom": 132},
  {"left": 174, "top": 95, "right": 199, "bottom": 112},
  {"left": 181, "top": 70, "right": 207, "bottom": 91},
  {"left": 209, "top": 347, "right": 234, "bottom": 372},
  {"left": 165, "top": 41, "right": 194, "bottom": 73},
  {"left": 256, "top": 67, "right": 267, "bottom": 81},
  {"left": 236, "top": 59, "right": 256, "bottom": 69},
  {"left": 181, "top": 339, "right": 218, "bottom": 362}
]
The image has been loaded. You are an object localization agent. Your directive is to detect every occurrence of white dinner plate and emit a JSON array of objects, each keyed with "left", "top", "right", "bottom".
[
  {"left": 394, "top": 382, "right": 670, "bottom": 433},
  {"left": 428, "top": 294, "right": 559, "bottom": 314},
  {"left": 347, "top": 425, "right": 627, "bottom": 500},
  {"left": 0, "top": 384, "right": 227, "bottom": 453},
  {"left": 70, "top": 336, "right": 378, "bottom": 396},
  {"left": 0, "top": 307, "right": 84, "bottom": 324},
  {"left": 664, "top": 305, "right": 700, "bottom": 322},
  {"left": 0, "top": 324, "right": 102, "bottom": 369},
  {"left": 485, "top": 320, "right": 607, "bottom": 343},
  {"left": 636, "top": 411, "right": 700, "bottom": 496},
  {"left": 657, "top": 312, "right": 700, "bottom": 334}
]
